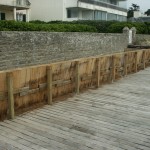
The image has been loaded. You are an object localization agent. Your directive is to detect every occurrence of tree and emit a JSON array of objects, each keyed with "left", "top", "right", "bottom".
[
  {"left": 127, "top": 3, "right": 140, "bottom": 18},
  {"left": 127, "top": 7, "right": 134, "bottom": 18},
  {"left": 132, "top": 4, "right": 140, "bottom": 11},
  {"left": 145, "top": 9, "right": 150, "bottom": 16}
]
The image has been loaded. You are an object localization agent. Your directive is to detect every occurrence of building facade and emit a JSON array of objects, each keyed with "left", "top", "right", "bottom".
[
  {"left": 128, "top": 11, "right": 150, "bottom": 22},
  {"left": 0, "top": 0, "right": 30, "bottom": 22},
  {"left": 30, "top": 0, "right": 127, "bottom": 21}
]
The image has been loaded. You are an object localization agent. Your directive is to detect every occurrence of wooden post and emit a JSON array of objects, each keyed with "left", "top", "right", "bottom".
[
  {"left": 96, "top": 58, "right": 100, "bottom": 88},
  {"left": 124, "top": 53, "right": 128, "bottom": 76},
  {"left": 135, "top": 52, "right": 138, "bottom": 73},
  {"left": 143, "top": 50, "right": 146, "bottom": 69},
  {"left": 47, "top": 66, "right": 53, "bottom": 105},
  {"left": 75, "top": 61, "right": 80, "bottom": 94},
  {"left": 112, "top": 55, "right": 116, "bottom": 82},
  {"left": 7, "top": 72, "right": 15, "bottom": 119}
]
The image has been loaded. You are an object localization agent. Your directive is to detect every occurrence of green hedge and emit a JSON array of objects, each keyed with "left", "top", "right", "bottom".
[
  {"left": 0, "top": 21, "right": 97, "bottom": 32},
  {"left": 145, "top": 22, "right": 150, "bottom": 34},
  {"left": 30, "top": 20, "right": 150, "bottom": 34},
  {"left": 0, "top": 20, "right": 150, "bottom": 34},
  {"left": 107, "top": 22, "right": 149, "bottom": 34},
  {"left": 77, "top": 21, "right": 150, "bottom": 34},
  {"left": 30, "top": 20, "right": 115, "bottom": 33}
]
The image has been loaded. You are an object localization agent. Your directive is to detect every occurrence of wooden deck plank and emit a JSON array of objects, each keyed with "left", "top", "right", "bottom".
[
  {"left": 0, "top": 140, "right": 19, "bottom": 150},
  {"left": 0, "top": 121, "right": 79, "bottom": 150},
  {"left": 1, "top": 68, "right": 150, "bottom": 150},
  {"left": 27, "top": 110, "right": 150, "bottom": 136},
  {"left": 25, "top": 107, "right": 150, "bottom": 150},
  {"left": 13, "top": 117, "right": 117, "bottom": 150},
  {"left": 23, "top": 110, "right": 150, "bottom": 150}
]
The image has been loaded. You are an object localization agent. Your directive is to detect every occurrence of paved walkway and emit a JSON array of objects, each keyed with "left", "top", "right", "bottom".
[{"left": 0, "top": 68, "right": 150, "bottom": 150}]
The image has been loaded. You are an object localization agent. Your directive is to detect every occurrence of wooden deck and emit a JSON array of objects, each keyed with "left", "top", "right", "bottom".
[{"left": 0, "top": 68, "right": 150, "bottom": 150}]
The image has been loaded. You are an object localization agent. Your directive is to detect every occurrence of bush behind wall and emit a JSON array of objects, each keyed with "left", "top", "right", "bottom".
[
  {"left": 0, "top": 20, "right": 149, "bottom": 34},
  {"left": 30, "top": 20, "right": 150, "bottom": 34},
  {"left": 0, "top": 21, "right": 97, "bottom": 32}
]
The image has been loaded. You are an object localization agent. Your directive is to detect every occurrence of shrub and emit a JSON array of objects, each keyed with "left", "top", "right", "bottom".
[
  {"left": 145, "top": 22, "right": 150, "bottom": 34},
  {"left": 107, "top": 22, "right": 149, "bottom": 34},
  {"left": 1, "top": 20, "right": 150, "bottom": 34},
  {"left": 43, "top": 20, "right": 117, "bottom": 33},
  {"left": 40, "top": 20, "right": 150, "bottom": 34},
  {"left": 0, "top": 21, "right": 97, "bottom": 32}
]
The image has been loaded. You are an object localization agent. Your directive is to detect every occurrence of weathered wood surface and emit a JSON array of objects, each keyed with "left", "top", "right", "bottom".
[
  {"left": 0, "top": 49, "right": 150, "bottom": 120},
  {"left": 0, "top": 68, "right": 150, "bottom": 150}
]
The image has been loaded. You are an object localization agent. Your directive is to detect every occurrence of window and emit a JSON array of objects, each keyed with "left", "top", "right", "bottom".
[
  {"left": 23, "top": 14, "right": 26, "bottom": 22},
  {"left": 94, "top": 11, "right": 107, "bottom": 20},
  {"left": 118, "top": 15, "right": 127, "bottom": 21},
  {"left": 82, "top": 10, "right": 94, "bottom": 20},
  {"left": 67, "top": 9, "right": 71, "bottom": 18},
  {"left": 0, "top": 13, "right": 5, "bottom": 20},
  {"left": 107, "top": 13, "right": 117, "bottom": 21},
  {"left": 67, "top": 9, "right": 78, "bottom": 18},
  {"left": 16, "top": 13, "right": 26, "bottom": 21},
  {"left": 16, "top": 0, "right": 22, "bottom": 6}
]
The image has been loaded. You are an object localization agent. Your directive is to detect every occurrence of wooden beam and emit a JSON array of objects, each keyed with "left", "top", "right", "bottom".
[
  {"left": 124, "top": 53, "right": 128, "bottom": 76},
  {"left": 135, "top": 52, "right": 138, "bottom": 73},
  {"left": 96, "top": 58, "right": 100, "bottom": 88},
  {"left": 111, "top": 55, "right": 116, "bottom": 82},
  {"left": 47, "top": 66, "right": 53, "bottom": 105},
  {"left": 143, "top": 50, "right": 146, "bottom": 69},
  {"left": 6, "top": 72, "right": 15, "bottom": 120},
  {"left": 75, "top": 61, "right": 80, "bottom": 94},
  {"left": 128, "top": 45, "right": 150, "bottom": 49}
]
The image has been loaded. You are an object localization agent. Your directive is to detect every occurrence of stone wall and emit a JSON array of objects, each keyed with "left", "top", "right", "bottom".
[
  {"left": 135, "top": 34, "right": 150, "bottom": 46},
  {"left": 0, "top": 31, "right": 128, "bottom": 71}
]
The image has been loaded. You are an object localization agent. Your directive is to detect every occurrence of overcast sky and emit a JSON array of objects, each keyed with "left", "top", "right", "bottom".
[{"left": 127, "top": 0, "right": 150, "bottom": 12}]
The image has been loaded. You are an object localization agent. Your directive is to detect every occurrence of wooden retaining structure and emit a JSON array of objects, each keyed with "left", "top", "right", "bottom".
[{"left": 0, "top": 49, "right": 150, "bottom": 120}]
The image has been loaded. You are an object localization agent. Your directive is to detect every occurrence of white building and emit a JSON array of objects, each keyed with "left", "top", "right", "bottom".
[
  {"left": 129, "top": 11, "right": 150, "bottom": 22},
  {"left": 29, "top": 0, "right": 127, "bottom": 22},
  {"left": 0, "top": 0, "right": 30, "bottom": 21},
  {"left": 133, "top": 11, "right": 147, "bottom": 18}
]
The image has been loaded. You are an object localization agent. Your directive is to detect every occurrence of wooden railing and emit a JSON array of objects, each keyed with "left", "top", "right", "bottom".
[{"left": 0, "top": 49, "right": 150, "bottom": 120}]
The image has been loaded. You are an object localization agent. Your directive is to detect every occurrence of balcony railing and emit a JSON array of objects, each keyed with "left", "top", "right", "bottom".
[
  {"left": 78, "top": 0, "right": 127, "bottom": 12},
  {"left": 0, "top": 0, "right": 30, "bottom": 8}
]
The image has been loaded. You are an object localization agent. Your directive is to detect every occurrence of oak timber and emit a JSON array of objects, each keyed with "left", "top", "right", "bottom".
[{"left": 7, "top": 72, "right": 15, "bottom": 119}]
